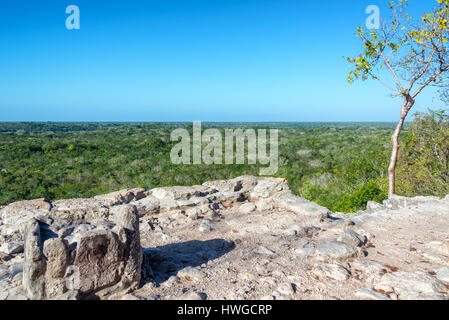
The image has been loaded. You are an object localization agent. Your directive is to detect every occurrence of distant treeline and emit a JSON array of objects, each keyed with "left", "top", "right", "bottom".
[{"left": 1, "top": 119, "right": 443, "bottom": 213}]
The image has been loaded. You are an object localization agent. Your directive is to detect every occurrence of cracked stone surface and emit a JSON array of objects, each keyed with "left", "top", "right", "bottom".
[{"left": 1, "top": 176, "right": 449, "bottom": 300}]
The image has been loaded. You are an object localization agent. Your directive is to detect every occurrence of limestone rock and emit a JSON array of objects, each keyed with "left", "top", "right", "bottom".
[
  {"left": 426, "top": 241, "right": 449, "bottom": 255},
  {"left": 1, "top": 199, "right": 51, "bottom": 235},
  {"left": 177, "top": 291, "right": 207, "bottom": 300},
  {"left": 239, "top": 203, "right": 256, "bottom": 214},
  {"left": 199, "top": 219, "right": 215, "bottom": 232},
  {"left": 0, "top": 242, "right": 24, "bottom": 255},
  {"left": 133, "top": 196, "right": 160, "bottom": 216},
  {"left": 312, "top": 263, "right": 351, "bottom": 281},
  {"left": 350, "top": 259, "right": 386, "bottom": 284},
  {"left": 338, "top": 230, "right": 367, "bottom": 247},
  {"left": 50, "top": 198, "right": 110, "bottom": 222},
  {"left": 276, "top": 282, "right": 295, "bottom": 296},
  {"left": 119, "top": 293, "right": 146, "bottom": 300},
  {"left": 383, "top": 195, "right": 441, "bottom": 210},
  {"left": 186, "top": 208, "right": 200, "bottom": 220},
  {"left": 150, "top": 186, "right": 214, "bottom": 201},
  {"left": 255, "top": 200, "right": 274, "bottom": 211},
  {"left": 356, "top": 288, "right": 390, "bottom": 300},
  {"left": 22, "top": 204, "right": 142, "bottom": 300},
  {"left": 203, "top": 175, "right": 259, "bottom": 195},
  {"left": 315, "top": 241, "right": 359, "bottom": 261},
  {"left": 206, "top": 192, "right": 245, "bottom": 206},
  {"left": 249, "top": 178, "right": 289, "bottom": 199},
  {"left": 94, "top": 188, "right": 146, "bottom": 207},
  {"left": 23, "top": 219, "right": 46, "bottom": 300},
  {"left": 294, "top": 246, "right": 315, "bottom": 259},
  {"left": 374, "top": 271, "right": 448, "bottom": 300},
  {"left": 273, "top": 193, "right": 330, "bottom": 218},
  {"left": 177, "top": 266, "right": 204, "bottom": 281},
  {"left": 365, "top": 201, "right": 384, "bottom": 212},
  {"left": 433, "top": 267, "right": 449, "bottom": 284}
]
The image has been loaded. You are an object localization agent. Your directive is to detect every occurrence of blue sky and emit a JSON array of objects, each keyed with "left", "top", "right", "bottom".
[{"left": 0, "top": 0, "right": 445, "bottom": 122}]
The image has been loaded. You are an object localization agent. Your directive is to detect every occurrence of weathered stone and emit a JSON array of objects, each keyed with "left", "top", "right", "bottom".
[
  {"left": 315, "top": 241, "right": 359, "bottom": 261},
  {"left": 186, "top": 208, "right": 200, "bottom": 220},
  {"left": 383, "top": 195, "right": 440, "bottom": 210},
  {"left": 338, "top": 230, "right": 367, "bottom": 247},
  {"left": 249, "top": 178, "right": 289, "bottom": 199},
  {"left": 238, "top": 272, "right": 257, "bottom": 282},
  {"left": 157, "top": 215, "right": 173, "bottom": 226},
  {"left": 50, "top": 198, "right": 110, "bottom": 222},
  {"left": 203, "top": 175, "right": 259, "bottom": 195},
  {"left": 426, "top": 241, "right": 449, "bottom": 255},
  {"left": 0, "top": 242, "right": 24, "bottom": 255},
  {"left": 199, "top": 219, "right": 215, "bottom": 232},
  {"left": 312, "top": 263, "right": 351, "bottom": 281},
  {"left": 254, "top": 246, "right": 276, "bottom": 256},
  {"left": 94, "top": 188, "right": 146, "bottom": 207},
  {"left": 151, "top": 186, "right": 214, "bottom": 201},
  {"left": 113, "top": 205, "right": 143, "bottom": 293},
  {"left": 0, "top": 265, "right": 9, "bottom": 279},
  {"left": 1, "top": 199, "right": 51, "bottom": 235},
  {"left": 255, "top": 200, "right": 274, "bottom": 211},
  {"left": 43, "top": 238, "right": 70, "bottom": 278},
  {"left": 177, "top": 266, "right": 204, "bottom": 281},
  {"left": 3, "top": 199, "right": 51, "bottom": 220},
  {"left": 134, "top": 196, "right": 160, "bottom": 216},
  {"left": 50, "top": 290, "right": 79, "bottom": 300},
  {"left": 239, "top": 203, "right": 256, "bottom": 214},
  {"left": 374, "top": 271, "right": 448, "bottom": 300},
  {"left": 23, "top": 220, "right": 46, "bottom": 300},
  {"left": 366, "top": 201, "right": 384, "bottom": 212},
  {"left": 206, "top": 192, "right": 245, "bottom": 205},
  {"left": 273, "top": 193, "right": 330, "bottom": 218},
  {"left": 74, "top": 230, "right": 123, "bottom": 295},
  {"left": 277, "top": 282, "right": 295, "bottom": 296},
  {"left": 350, "top": 259, "right": 386, "bottom": 284},
  {"left": 177, "top": 291, "right": 207, "bottom": 300},
  {"left": 433, "top": 267, "right": 449, "bottom": 284},
  {"left": 0, "top": 291, "right": 8, "bottom": 300},
  {"left": 356, "top": 288, "right": 390, "bottom": 300},
  {"left": 294, "top": 246, "right": 315, "bottom": 259},
  {"left": 22, "top": 204, "right": 142, "bottom": 300},
  {"left": 120, "top": 293, "right": 146, "bottom": 300},
  {"left": 204, "top": 210, "right": 220, "bottom": 221}
]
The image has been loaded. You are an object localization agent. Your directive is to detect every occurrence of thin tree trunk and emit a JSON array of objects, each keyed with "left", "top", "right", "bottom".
[{"left": 388, "top": 99, "right": 414, "bottom": 198}]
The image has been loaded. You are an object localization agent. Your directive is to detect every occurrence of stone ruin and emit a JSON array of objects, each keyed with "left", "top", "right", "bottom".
[
  {"left": 1, "top": 175, "right": 449, "bottom": 300},
  {"left": 23, "top": 205, "right": 142, "bottom": 300}
]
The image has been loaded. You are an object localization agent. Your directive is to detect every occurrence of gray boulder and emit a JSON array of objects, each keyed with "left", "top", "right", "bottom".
[
  {"left": 338, "top": 230, "right": 367, "bottom": 247},
  {"left": 273, "top": 193, "right": 330, "bottom": 218},
  {"left": 0, "top": 199, "right": 51, "bottom": 235},
  {"left": 314, "top": 241, "right": 359, "bottom": 261},
  {"left": 0, "top": 242, "right": 24, "bottom": 255},
  {"left": 374, "top": 271, "right": 448, "bottom": 300}
]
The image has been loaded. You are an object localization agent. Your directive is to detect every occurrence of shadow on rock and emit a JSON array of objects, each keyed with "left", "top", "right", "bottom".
[{"left": 142, "top": 239, "right": 235, "bottom": 285}]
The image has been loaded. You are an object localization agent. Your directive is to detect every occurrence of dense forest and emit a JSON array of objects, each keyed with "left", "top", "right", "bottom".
[{"left": 0, "top": 114, "right": 447, "bottom": 213}]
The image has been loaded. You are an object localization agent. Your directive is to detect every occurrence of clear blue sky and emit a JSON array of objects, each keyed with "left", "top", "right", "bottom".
[{"left": 0, "top": 0, "right": 445, "bottom": 122}]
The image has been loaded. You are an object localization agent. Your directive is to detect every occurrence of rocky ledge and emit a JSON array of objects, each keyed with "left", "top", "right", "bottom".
[{"left": 0, "top": 175, "right": 448, "bottom": 300}]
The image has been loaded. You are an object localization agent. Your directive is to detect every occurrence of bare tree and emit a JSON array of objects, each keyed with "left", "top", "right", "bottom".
[{"left": 347, "top": 0, "right": 449, "bottom": 198}]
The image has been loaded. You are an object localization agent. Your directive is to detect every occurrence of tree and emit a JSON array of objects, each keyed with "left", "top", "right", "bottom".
[
  {"left": 347, "top": 0, "right": 449, "bottom": 198},
  {"left": 397, "top": 109, "right": 449, "bottom": 196}
]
